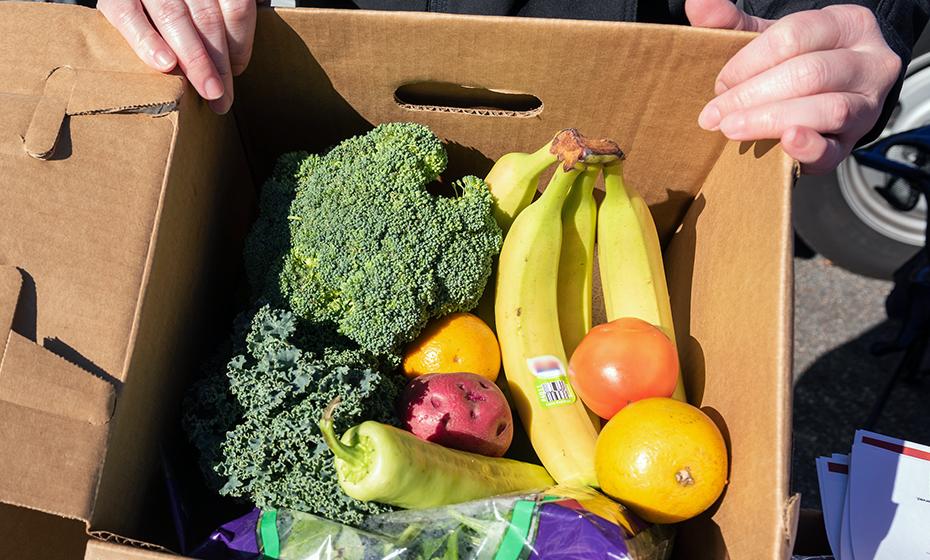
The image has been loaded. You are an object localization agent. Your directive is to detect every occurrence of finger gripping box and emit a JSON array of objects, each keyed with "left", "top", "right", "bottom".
[{"left": 0, "top": 4, "right": 796, "bottom": 559}]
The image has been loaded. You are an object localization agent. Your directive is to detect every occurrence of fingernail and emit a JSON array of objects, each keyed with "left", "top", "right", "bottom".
[
  {"left": 204, "top": 77, "right": 224, "bottom": 100},
  {"left": 698, "top": 104, "right": 721, "bottom": 131},
  {"left": 154, "top": 50, "right": 175, "bottom": 70},
  {"left": 209, "top": 98, "right": 230, "bottom": 115},
  {"left": 715, "top": 80, "right": 729, "bottom": 95},
  {"left": 790, "top": 128, "right": 809, "bottom": 149}
]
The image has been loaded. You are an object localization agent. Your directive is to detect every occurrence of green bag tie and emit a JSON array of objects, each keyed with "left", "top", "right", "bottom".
[
  {"left": 494, "top": 499, "right": 535, "bottom": 560},
  {"left": 259, "top": 509, "right": 281, "bottom": 559},
  {"left": 494, "top": 496, "right": 558, "bottom": 560}
]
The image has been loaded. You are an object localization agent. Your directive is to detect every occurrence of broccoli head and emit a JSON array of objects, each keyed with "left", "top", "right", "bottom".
[
  {"left": 244, "top": 123, "right": 502, "bottom": 358},
  {"left": 183, "top": 305, "right": 405, "bottom": 525}
]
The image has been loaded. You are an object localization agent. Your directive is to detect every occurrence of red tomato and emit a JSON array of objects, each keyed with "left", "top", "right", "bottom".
[{"left": 568, "top": 317, "right": 679, "bottom": 420}]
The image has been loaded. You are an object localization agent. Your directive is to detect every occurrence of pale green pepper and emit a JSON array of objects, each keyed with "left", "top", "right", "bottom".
[{"left": 319, "top": 399, "right": 554, "bottom": 509}]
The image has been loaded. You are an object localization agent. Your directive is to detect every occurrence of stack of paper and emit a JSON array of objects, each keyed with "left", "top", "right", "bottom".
[{"left": 816, "top": 430, "right": 930, "bottom": 559}]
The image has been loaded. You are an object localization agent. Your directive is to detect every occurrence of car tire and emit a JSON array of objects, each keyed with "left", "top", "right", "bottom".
[
  {"left": 793, "top": 43, "right": 930, "bottom": 279},
  {"left": 793, "top": 172, "right": 921, "bottom": 278}
]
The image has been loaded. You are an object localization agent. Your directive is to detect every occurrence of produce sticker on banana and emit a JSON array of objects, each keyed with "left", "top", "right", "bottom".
[{"left": 526, "top": 355, "right": 577, "bottom": 407}]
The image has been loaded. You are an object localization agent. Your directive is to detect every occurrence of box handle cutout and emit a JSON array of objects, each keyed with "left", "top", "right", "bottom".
[{"left": 395, "top": 82, "right": 542, "bottom": 118}]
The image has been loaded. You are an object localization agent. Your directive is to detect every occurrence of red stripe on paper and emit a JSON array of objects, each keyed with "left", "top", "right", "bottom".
[
  {"left": 827, "top": 463, "right": 849, "bottom": 474},
  {"left": 862, "top": 436, "right": 930, "bottom": 462}
]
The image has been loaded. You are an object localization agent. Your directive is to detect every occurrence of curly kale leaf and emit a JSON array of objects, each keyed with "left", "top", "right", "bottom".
[{"left": 183, "top": 305, "right": 405, "bottom": 525}]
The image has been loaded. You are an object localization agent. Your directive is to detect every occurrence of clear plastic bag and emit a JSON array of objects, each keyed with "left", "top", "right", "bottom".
[{"left": 194, "top": 486, "right": 675, "bottom": 560}]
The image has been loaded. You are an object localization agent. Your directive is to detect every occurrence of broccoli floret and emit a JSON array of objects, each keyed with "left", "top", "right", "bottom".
[
  {"left": 183, "top": 305, "right": 405, "bottom": 525},
  {"left": 244, "top": 123, "right": 502, "bottom": 358}
]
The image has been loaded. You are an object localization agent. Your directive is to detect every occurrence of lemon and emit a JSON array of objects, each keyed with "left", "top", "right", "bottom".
[{"left": 595, "top": 397, "right": 728, "bottom": 524}]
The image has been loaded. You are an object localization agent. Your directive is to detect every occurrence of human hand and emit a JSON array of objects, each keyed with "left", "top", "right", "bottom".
[
  {"left": 686, "top": 0, "right": 902, "bottom": 174},
  {"left": 98, "top": 0, "right": 258, "bottom": 114}
]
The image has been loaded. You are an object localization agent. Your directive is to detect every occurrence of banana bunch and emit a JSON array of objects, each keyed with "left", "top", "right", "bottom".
[
  {"left": 488, "top": 130, "right": 685, "bottom": 486},
  {"left": 474, "top": 129, "right": 597, "bottom": 329}
]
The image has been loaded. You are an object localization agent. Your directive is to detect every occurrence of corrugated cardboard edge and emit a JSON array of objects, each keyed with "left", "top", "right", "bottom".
[
  {"left": 395, "top": 102, "right": 544, "bottom": 118},
  {"left": 23, "top": 66, "right": 184, "bottom": 159},
  {"left": 85, "top": 540, "right": 182, "bottom": 560},
  {"left": 775, "top": 154, "right": 799, "bottom": 560},
  {"left": 113, "top": 104, "right": 182, "bottom": 441},
  {"left": 81, "top": 108, "right": 184, "bottom": 535},
  {"left": 781, "top": 161, "right": 801, "bottom": 560},
  {"left": 783, "top": 493, "right": 802, "bottom": 556}
]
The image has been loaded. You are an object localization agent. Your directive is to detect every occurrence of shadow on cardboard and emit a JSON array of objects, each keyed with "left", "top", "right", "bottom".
[
  {"left": 11, "top": 268, "right": 121, "bottom": 389},
  {"left": 232, "top": 12, "right": 496, "bottom": 203},
  {"left": 658, "top": 192, "right": 707, "bottom": 406},
  {"left": 670, "top": 405, "right": 730, "bottom": 560},
  {"left": 739, "top": 139, "right": 778, "bottom": 159},
  {"left": 11, "top": 268, "right": 37, "bottom": 341},
  {"left": 44, "top": 337, "right": 121, "bottom": 389},
  {"left": 44, "top": 116, "right": 73, "bottom": 161},
  {"left": 232, "top": 11, "right": 372, "bottom": 185},
  {"left": 0, "top": 502, "right": 87, "bottom": 560}
]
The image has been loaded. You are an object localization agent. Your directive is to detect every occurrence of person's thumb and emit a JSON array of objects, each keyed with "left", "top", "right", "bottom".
[{"left": 685, "top": 0, "right": 771, "bottom": 31}]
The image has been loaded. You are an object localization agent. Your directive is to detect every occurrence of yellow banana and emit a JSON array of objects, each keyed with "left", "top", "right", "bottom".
[
  {"left": 485, "top": 144, "right": 558, "bottom": 235},
  {"left": 478, "top": 130, "right": 625, "bottom": 330},
  {"left": 597, "top": 162, "right": 687, "bottom": 402},
  {"left": 475, "top": 137, "right": 560, "bottom": 329},
  {"left": 495, "top": 164, "right": 600, "bottom": 486},
  {"left": 557, "top": 165, "right": 600, "bottom": 359}
]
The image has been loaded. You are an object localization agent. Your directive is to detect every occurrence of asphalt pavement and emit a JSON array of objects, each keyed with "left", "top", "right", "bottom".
[{"left": 791, "top": 251, "right": 930, "bottom": 508}]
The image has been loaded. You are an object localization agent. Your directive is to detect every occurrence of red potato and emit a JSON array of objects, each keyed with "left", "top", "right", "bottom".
[{"left": 399, "top": 372, "right": 514, "bottom": 457}]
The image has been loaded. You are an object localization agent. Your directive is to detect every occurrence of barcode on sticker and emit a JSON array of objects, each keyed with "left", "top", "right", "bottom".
[
  {"left": 539, "top": 380, "right": 571, "bottom": 404},
  {"left": 526, "top": 355, "right": 576, "bottom": 407}
]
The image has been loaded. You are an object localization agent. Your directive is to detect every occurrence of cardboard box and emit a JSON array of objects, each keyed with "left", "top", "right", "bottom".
[{"left": 0, "top": 3, "right": 796, "bottom": 559}]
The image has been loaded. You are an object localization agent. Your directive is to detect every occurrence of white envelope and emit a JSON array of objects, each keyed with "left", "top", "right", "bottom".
[
  {"left": 816, "top": 454, "right": 849, "bottom": 558},
  {"left": 841, "top": 478, "right": 855, "bottom": 560},
  {"left": 849, "top": 430, "right": 930, "bottom": 559}
]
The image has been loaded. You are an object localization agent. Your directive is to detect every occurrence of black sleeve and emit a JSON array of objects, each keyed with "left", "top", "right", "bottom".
[{"left": 743, "top": 0, "right": 930, "bottom": 144}]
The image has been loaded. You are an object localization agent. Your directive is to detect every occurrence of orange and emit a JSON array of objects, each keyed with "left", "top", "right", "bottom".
[
  {"left": 595, "top": 397, "right": 728, "bottom": 524},
  {"left": 402, "top": 312, "right": 501, "bottom": 381}
]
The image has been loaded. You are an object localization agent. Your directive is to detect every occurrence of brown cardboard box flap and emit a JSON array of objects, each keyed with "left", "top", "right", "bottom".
[
  {"left": 0, "top": 265, "right": 115, "bottom": 521},
  {"left": 0, "top": 265, "right": 116, "bottom": 425},
  {"left": 0, "top": 2, "right": 200, "bottom": 534},
  {"left": 0, "top": 332, "right": 116, "bottom": 426},
  {"left": 23, "top": 66, "right": 184, "bottom": 159},
  {"left": 85, "top": 540, "right": 183, "bottom": 560}
]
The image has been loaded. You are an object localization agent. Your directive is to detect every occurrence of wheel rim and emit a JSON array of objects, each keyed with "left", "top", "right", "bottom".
[{"left": 837, "top": 56, "right": 930, "bottom": 248}]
